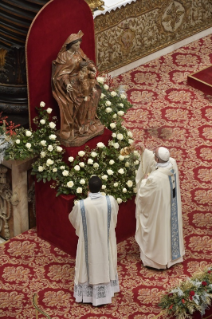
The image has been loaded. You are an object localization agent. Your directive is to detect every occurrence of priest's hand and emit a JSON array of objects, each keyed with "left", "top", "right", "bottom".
[{"left": 133, "top": 142, "right": 145, "bottom": 154}]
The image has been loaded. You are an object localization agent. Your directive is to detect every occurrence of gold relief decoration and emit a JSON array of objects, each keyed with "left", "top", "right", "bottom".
[
  {"left": 85, "top": 0, "right": 105, "bottom": 12},
  {"left": 95, "top": 0, "right": 212, "bottom": 72},
  {"left": 118, "top": 23, "right": 135, "bottom": 56},
  {"left": 162, "top": 1, "right": 186, "bottom": 33},
  {"left": 0, "top": 165, "right": 19, "bottom": 240}
]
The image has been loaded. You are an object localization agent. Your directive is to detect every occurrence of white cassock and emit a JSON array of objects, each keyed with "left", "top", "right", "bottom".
[
  {"left": 135, "top": 149, "right": 185, "bottom": 269},
  {"left": 69, "top": 193, "right": 120, "bottom": 306}
]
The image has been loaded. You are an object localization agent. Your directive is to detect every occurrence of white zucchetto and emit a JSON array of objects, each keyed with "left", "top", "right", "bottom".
[{"left": 157, "top": 147, "right": 170, "bottom": 162}]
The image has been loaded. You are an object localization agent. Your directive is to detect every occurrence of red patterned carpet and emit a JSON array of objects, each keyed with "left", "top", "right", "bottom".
[{"left": 1, "top": 34, "right": 212, "bottom": 318}]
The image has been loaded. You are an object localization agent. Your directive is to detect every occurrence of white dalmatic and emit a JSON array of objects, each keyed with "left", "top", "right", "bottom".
[
  {"left": 69, "top": 194, "right": 120, "bottom": 306},
  {"left": 135, "top": 149, "right": 185, "bottom": 269}
]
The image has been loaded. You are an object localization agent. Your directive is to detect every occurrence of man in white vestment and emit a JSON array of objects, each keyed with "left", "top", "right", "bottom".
[
  {"left": 69, "top": 176, "right": 120, "bottom": 306},
  {"left": 135, "top": 145, "right": 185, "bottom": 269}
]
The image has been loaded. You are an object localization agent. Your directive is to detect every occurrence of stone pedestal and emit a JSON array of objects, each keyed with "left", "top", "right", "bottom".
[{"left": 2, "top": 157, "right": 35, "bottom": 237}]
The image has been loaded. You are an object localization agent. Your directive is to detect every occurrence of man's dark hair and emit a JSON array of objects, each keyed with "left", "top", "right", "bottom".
[{"left": 89, "top": 176, "right": 102, "bottom": 193}]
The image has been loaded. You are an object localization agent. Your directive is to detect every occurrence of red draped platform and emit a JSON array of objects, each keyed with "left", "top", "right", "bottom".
[
  {"left": 187, "top": 64, "right": 212, "bottom": 95},
  {"left": 26, "top": 0, "right": 136, "bottom": 256},
  {"left": 36, "top": 129, "right": 136, "bottom": 257}
]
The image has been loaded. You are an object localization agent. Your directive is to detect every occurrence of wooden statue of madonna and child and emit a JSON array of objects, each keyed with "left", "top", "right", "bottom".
[{"left": 52, "top": 30, "right": 104, "bottom": 147}]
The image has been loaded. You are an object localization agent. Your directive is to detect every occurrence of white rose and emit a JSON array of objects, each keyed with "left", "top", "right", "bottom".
[
  {"left": 77, "top": 187, "right": 82, "bottom": 194},
  {"left": 49, "top": 122, "right": 56, "bottom": 129},
  {"left": 47, "top": 108, "right": 52, "bottom": 114},
  {"left": 128, "top": 139, "right": 134, "bottom": 144},
  {"left": 133, "top": 187, "right": 137, "bottom": 193},
  {"left": 119, "top": 103, "right": 124, "bottom": 107},
  {"left": 68, "top": 156, "right": 74, "bottom": 162},
  {"left": 46, "top": 159, "right": 54, "bottom": 166},
  {"left": 112, "top": 133, "right": 116, "bottom": 138},
  {"left": 40, "top": 151, "right": 46, "bottom": 158},
  {"left": 97, "top": 76, "right": 105, "bottom": 84},
  {"left": 25, "top": 130, "right": 32, "bottom": 137},
  {"left": 117, "top": 198, "right": 122, "bottom": 204},
  {"left": 62, "top": 170, "right": 69, "bottom": 176},
  {"left": 40, "top": 140, "right": 46, "bottom": 146},
  {"left": 111, "top": 91, "right": 117, "bottom": 97},
  {"left": 102, "top": 185, "right": 106, "bottom": 189},
  {"left": 102, "top": 175, "right": 108, "bottom": 180},
  {"left": 67, "top": 181, "right": 74, "bottom": 188},
  {"left": 134, "top": 160, "right": 139, "bottom": 165},
  {"left": 113, "top": 143, "right": 119, "bottom": 149},
  {"left": 106, "top": 107, "right": 112, "bottom": 113},
  {"left": 60, "top": 166, "right": 65, "bottom": 169},
  {"left": 101, "top": 192, "right": 106, "bottom": 196},
  {"left": 119, "top": 155, "right": 125, "bottom": 161},
  {"left": 74, "top": 200, "right": 79, "bottom": 205},
  {"left": 26, "top": 143, "right": 31, "bottom": 149},
  {"left": 123, "top": 188, "right": 127, "bottom": 193},
  {"left": 109, "top": 160, "right": 115, "bottom": 165},
  {"left": 113, "top": 114, "right": 117, "bottom": 118},
  {"left": 108, "top": 141, "right": 113, "bottom": 146},
  {"left": 93, "top": 162, "right": 99, "bottom": 168},
  {"left": 105, "top": 100, "right": 112, "bottom": 106},
  {"left": 56, "top": 146, "right": 63, "bottom": 152},
  {"left": 118, "top": 168, "right": 124, "bottom": 174},
  {"left": 100, "top": 93, "right": 105, "bottom": 99},
  {"left": 15, "top": 139, "right": 20, "bottom": 144},
  {"left": 107, "top": 169, "right": 113, "bottom": 175},
  {"left": 38, "top": 166, "right": 44, "bottom": 172},
  {"left": 78, "top": 151, "right": 85, "bottom": 157},
  {"left": 117, "top": 133, "right": 124, "bottom": 140},
  {"left": 87, "top": 158, "right": 93, "bottom": 165},
  {"left": 134, "top": 150, "right": 140, "bottom": 157},
  {"left": 48, "top": 145, "right": 53, "bottom": 152},
  {"left": 126, "top": 180, "right": 133, "bottom": 187},
  {"left": 117, "top": 111, "right": 124, "bottom": 116},
  {"left": 110, "top": 123, "right": 116, "bottom": 129},
  {"left": 40, "top": 101, "right": 46, "bottom": 107},
  {"left": 104, "top": 84, "right": 109, "bottom": 90},
  {"left": 125, "top": 162, "right": 130, "bottom": 167},
  {"left": 97, "top": 142, "right": 105, "bottom": 148},
  {"left": 79, "top": 162, "right": 85, "bottom": 167},
  {"left": 80, "top": 179, "right": 85, "bottom": 185},
  {"left": 40, "top": 119, "right": 46, "bottom": 125},
  {"left": 49, "top": 134, "right": 57, "bottom": 140},
  {"left": 91, "top": 152, "right": 97, "bottom": 157},
  {"left": 74, "top": 165, "right": 80, "bottom": 171},
  {"left": 53, "top": 168, "right": 57, "bottom": 172},
  {"left": 120, "top": 93, "right": 126, "bottom": 99},
  {"left": 114, "top": 182, "right": 118, "bottom": 187},
  {"left": 127, "top": 131, "right": 133, "bottom": 137}
]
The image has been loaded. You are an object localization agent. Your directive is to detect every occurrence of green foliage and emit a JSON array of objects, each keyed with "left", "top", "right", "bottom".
[
  {"left": 4, "top": 78, "right": 140, "bottom": 202},
  {"left": 158, "top": 266, "right": 212, "bottom": 319}
]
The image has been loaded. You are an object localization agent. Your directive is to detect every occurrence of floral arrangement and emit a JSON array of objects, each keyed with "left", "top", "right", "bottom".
[
  {"left": 158, "top": 266, "right": 212, "bottom": 319},
  {"left": 0, "top": 113, "right": 20, "bottom": 163},
  {"left": 4, "top": 76, "right": 140, "bottom": 202}
]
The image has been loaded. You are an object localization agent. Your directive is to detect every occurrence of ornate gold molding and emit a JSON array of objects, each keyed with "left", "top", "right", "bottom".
[
  {"left": 85, "top": 0, "right": 105, "bottom": 12},
  {"left": 94, "top": 0, "right": 212, "bottom": 72},
  {"left": 0, "top": 165, "right": 19, "bottom": 240}
]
